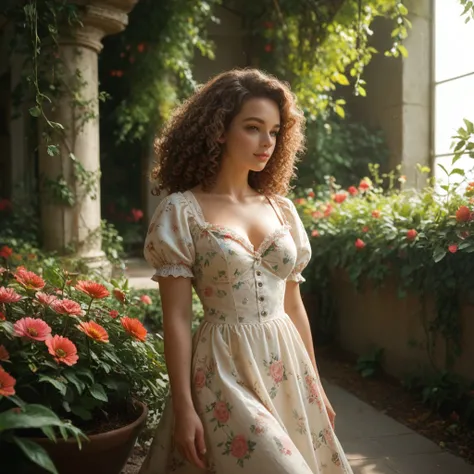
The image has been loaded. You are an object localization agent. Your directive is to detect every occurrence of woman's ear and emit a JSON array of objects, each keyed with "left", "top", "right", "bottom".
[{"left": 217, "top": 134, "right": 226, "bottom": 144}]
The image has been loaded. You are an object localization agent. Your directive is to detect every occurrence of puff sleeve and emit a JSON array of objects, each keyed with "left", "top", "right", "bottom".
[
  {"left": 280, "top": 197, "right": 312, "bottom": 283},
  {"left": 144, "top": 193, "right": 195, "bottom": 281}
]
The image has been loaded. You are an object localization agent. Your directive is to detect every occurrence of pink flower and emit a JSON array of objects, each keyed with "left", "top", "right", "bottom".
[
  {"left": 371, "top": 210, "right": 381, "bottom": 218},
  {"left": 311, "top": 229, "right": 319, "bottom": 237},
  {"left": 36, "top": 292, "right": 58, "bottom": 306},
  {"left": 0, "top": 287, "right": 22, "bottom": 304},
  {"left": 77, "top": 321, "right": 109, "bottom": 343},
  {"left": 270, "top": 360, "right": 284, "bottom": 384},
  {"left": 51, "top": 299, "right": 83, "bottom": 316},
  {"left": 14, "top": 317, "right": 52, "bottom": 341},
  {"left": 194, "top": 368, "right": 206, "bottom": 390},
  {"left": 214, "top": 401, "right": 230, "bottom": 423},
  {"left": 121, "top": 317, "right": 147, "bottom": 342},
  {"left": 45, "top": 335, "right": 79, "bottom": 366},
  {"left": 355, "top": 238, "right": 366, "bottom": 250},
  {"left": 0, "top": 246, "right": 12, "bottom": 259},
  {"left": 448, "top": 244, "right": 458, "bottom": 254},
  {"left": 131, "top": 208, "right": 144, "bottom": 222},
  {"left": 109, "top": 310, "right": 119, "bottom": 319},
  {"left": 348, "top": 186, "right": 358, "bottom": 196},
  {"left": 332, "top": 192, "right": 347, "bottom": 204},
  {"left": 140, "top": 294, "right": 152, "bottom": 305},
  {"left": 113, "top": 289, "right": 126, "bottom": 303},
  {"left": 14, "top": 266, "right": 45, "bottom": 290},
  {"left": 230, "top": 435, "right": 249, "bottom": 458},
  {"left": 359, "top": 179, "right": 371, "bottom": 191}
]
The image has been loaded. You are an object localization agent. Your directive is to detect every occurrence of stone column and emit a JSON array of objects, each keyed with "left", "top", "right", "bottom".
[{"left": 38, "top": 0, "right": 137, "bottom": 274}]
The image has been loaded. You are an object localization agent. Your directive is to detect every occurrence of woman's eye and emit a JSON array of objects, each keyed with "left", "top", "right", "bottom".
[
  {"left": 270, "top": 131, "right": 279, "bottom": 137},
  {"left": 246, "top": 125, "right": 259, "bottom": 131}
]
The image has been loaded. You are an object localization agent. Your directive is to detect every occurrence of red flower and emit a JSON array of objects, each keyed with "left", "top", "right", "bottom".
[
  {"left": 51, "top": 299, "right": 83, "bottom": 317},
  {"left": 264, "top": 44, "right": 273, "bottom": 53},
  {"left": 355, "top": 238, "right": 366, "bottom": 250},
  {"left": 0, "top": 287, "right": 22, "bottom": 304},
  {"left": 448, "top": 244, "right": 458, "bottom": 254},
  {"left": 406, "top": 229, "right": 418, "bottom": 241},
  {"left": 109, "top": 310, "right": 119, "bottom": 319},
  {"left": 371, "top": 210, "right": 381, "bottom": 218},
  {"left": 332, "top": 192, "right": 347, "bottom": 204},
  {"left": 0, "top": 345, "right": 9, "bottom": 361},
  {"left": 323, "top": 204, "right": 333, "bottom": 217},
  {"left": 14, "top": 266, "right": 45, "bottom": 291},
  {"left": 362, "top": 226, "right": 369, "bottom": 233},
  {"left": 311, "top": 229, "right": 320, "bottom": 237},
  {"left": 45, "top": 335, "right": 79, "bottom": 366},
  {"left": 121, "top": 316, "right": 147, "bottom": 342},
  {"left": 455, "top": 205, "right": 471, "bottom": 222},
  {"left": 0, "top": 246, "right": 12, "bottom": 259},
  {"left": 294, "top": 198, "right": 306, "bottom": 206},
  {"left": 137, "top": 42, "right": 146, "bottom": 53},
  {"left": 0, "top": 368, "right": 16, "bottom": 396},
  {"left": 76, "top": 280, "right": 109, "bottom": 299},
  {"left": 312, "top": 211, "right": 323, "bottom": 219},
  {"left": 14, "top": 317, "right": 52, "bottom": 341},
  {"left": 0, "top": 312, "right": 5, "bottom": 321},
  {"left": 113, "top": 289, "right": 126, "bottom": 303},
  {"left": 359, "top": 179, "right": 371, "bottom": 191},
  {"left": 131, "top": 208, "right": 144, "bottom": 222},
  {"left": 77, "top": 321, "right": 109, "bottom": 343},
  {"left": 348, "top": 186, "right": 358, "bottom": 196},
  {"left": 140, "top": 294, "right": 152, "bottom": 305},
  {"left": 308, "top": 191, "right": 315, "bottom": 199}
]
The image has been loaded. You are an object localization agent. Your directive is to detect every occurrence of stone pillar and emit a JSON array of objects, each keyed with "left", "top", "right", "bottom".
[
  {"left": 38, "top": 1, "right": 137, "bottom": 273},
  {"left": 346, "top": 0, "right": 432, "bottom": 188}
]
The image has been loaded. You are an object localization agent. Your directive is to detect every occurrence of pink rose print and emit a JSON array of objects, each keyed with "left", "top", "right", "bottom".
[
  {"left": 251, "top": 413, "right": 267, "bottom": 435},
  {"left": 214, "top": 401, "right": 230, "bottom": 424},
  {"left": 203, "top": 286, "right": 214, "bottom": 297},
  {"left": 194, "top": 368, "right": 206, "bottom": 390},
  {"left": 275, "top": 436, "right": 293, "bottom": 456},
  {"left": 230, "top": 435, "right": 249, "bottom": 458},
  {"left": 270, "top": 360, "right": 284, "bottom": 384}
]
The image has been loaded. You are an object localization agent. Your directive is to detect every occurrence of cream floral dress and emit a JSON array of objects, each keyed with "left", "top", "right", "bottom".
[{"left": 139, "top": 191, "right": 353, "bottom": 474}]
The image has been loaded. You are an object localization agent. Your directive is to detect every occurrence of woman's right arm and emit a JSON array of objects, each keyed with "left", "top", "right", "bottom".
[{"left": 158, "top": 276, "right": 207, "bottom": 470}]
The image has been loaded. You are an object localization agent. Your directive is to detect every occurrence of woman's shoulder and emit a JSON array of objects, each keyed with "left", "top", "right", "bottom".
[{"left": 272, "top": 194, "right": 296, "bottom": 213}]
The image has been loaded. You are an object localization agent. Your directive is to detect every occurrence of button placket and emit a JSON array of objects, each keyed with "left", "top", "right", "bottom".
[{"left": 254, "top": 259, "right": 267, "bottom": 318}]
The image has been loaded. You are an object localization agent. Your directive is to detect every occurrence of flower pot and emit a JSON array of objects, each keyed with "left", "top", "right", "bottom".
[{"left": 26, "top": 401, "right": 148, "bottom": 474}]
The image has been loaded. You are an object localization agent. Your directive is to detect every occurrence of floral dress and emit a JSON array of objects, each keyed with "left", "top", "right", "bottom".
[{"left": 139, "top": 191, "right": 353, "bottom": 474}]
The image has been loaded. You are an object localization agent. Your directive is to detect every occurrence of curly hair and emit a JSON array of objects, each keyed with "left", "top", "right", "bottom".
[{"left": 151, "top": 68, "right": 305, "bottom": 196}]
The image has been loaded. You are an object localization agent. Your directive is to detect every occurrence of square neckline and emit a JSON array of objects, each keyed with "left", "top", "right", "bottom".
[{"left": 181, "top": 190, "right": 290, "bottom": 257}]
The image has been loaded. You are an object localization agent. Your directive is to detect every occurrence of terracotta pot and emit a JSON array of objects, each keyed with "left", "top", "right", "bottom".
[{"left": 27, "top": 401, "right": 148, "bottom": 474}]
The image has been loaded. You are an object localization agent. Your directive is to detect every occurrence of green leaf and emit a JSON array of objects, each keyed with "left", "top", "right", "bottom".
[
  {"left": 63, "top": 370, "right": 85, "bottom": 394},
  {"left": 433, "top": 248, "right": 447, "bottom": 263},
  {"left": 29, "top": 106, "right": 41, "bottom": 117},
  {"left": 47, "top": 145, "right": 59, "bottom": 156},
  {"left": 398, "top": 44, "right": 408, "bottom": 58},
  {"left": 70, "top": 405, "right": 92, "bottom": 421},
  {"left": 450, "top": 168, "right": 465, "bottom": 176},
  {"left": 38, "top": 375, "right": 67, "bottom": 396},
  {"left": 76, "top": 368, "right": 94, "bottom": 384},
  {"left": 0, "top": 404, "right": 63, "bottom": 431},
  {"left": 12, "top": 437, "right": 58, "bottom": 474},
  {"left": 89, "top": 383, "right": 108, "bottom": 402},
  {"left": 334, "top": 105, "right": 345, "bottom": 118}
]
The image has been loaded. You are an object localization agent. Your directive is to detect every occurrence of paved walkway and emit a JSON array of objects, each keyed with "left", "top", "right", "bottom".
[{"left": 126, "top": 258, "right": 474, "bottom": 474}]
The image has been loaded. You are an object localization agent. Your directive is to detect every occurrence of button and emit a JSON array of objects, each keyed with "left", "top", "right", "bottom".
[
  {"left": 259, "top": 296, "right": 264, "bottom": 302},
  {"left": 261, "top": 311, "right": 267, "bottom": 316},
  {"left": 256, "top": 270, "right": 262, "bottom": 276},
  {"left": 258, "top": 282, "right": 263, "bottom": 287}
]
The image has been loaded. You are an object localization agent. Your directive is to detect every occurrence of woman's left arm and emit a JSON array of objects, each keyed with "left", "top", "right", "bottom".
[{"left": 284, "top": 281, "right": 336, "bottom": 428}]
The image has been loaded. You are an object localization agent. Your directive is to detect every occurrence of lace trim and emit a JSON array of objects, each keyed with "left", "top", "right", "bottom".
[
  {"left": 287, "top": 272, "right": 306, "bottom": 283},
  {"left": 151, "top": 264, "right": 194, "bottom": 281}
]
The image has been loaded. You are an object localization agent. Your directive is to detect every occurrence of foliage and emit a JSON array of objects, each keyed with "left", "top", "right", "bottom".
[
  {"left": 0, "top": 255, "right": 168, "bottom": 434},
  {"left": 0, "top": 398, "right": 86, "bottom": 474},
  {"left": 296, "top": 112, "right": 388, "bottom": 190},
  {"left": 356, "top": 347, "right": 384, "bottom": 378}
]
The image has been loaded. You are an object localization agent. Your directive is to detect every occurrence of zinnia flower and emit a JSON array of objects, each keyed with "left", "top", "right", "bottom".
[
  {"left": 371, "top": 210, "right": 381, "bottom": 218},
  {"left": 121, "top": 317, "right": 147, "bottom": 342},
  {"left": 359, "top": 178, "right": 371, "bottom": 191},
  {"left": 406, "top": 229, "right": 418, "bottom": 241},
  {"left": 0, "top": 368, "right": 16, "bottom": 396},
  {"left": 448, "top": 244, "right": 458, "bottom": 254},
  {"left": 76, "top": 280, "right": 109, "bottom": 299},
  {"left": 45, "top": 335, "right": 79, "bottom": 366},
  {"left": 36, "top": 292, "right": 58, "bottom": 306},
  {"left": 140, "top": 294, "right": 152, "bottom": 305},
  {"left": 355, "top": 238, "right": 366, "bottom": 250},
  {"left": 0, "top": 246, "right": 12, "bottom": 259},
  {"left": 348, "top": 186, "right": 358, "bottom": 196},
  {"left": 109, "top": 310, "right": 119, "bottom": 318},
  {"left": 14, "top": 266, "right": 45, "bottom": 290},
  {"left": 311, "top": 229, "right": 319, "bottom": 237},
  {"left": 455, "top": 205, "right": 471, "bottom": 223},
  {"left": 0, "top": 345, "right": 9, "bottom": 361},
  {"left": 14, "top": 317, "right": 51, "bottom": 341},
  {"left": 332, "top": 192, "right": 347, "bottom": 204},
  {"left": 77, "top": 321, "right": 109, "bottom": 343},
  {"left": 51, "top": 299, "right": 83, "bottom": 317},
  {"left": 0, "top": 287, "right": 22, "bottom": 304}
]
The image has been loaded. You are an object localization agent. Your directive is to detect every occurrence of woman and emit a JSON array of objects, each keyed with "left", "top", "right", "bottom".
[{"left": 140, "top": 68, "right": 353, "bottom": 474}]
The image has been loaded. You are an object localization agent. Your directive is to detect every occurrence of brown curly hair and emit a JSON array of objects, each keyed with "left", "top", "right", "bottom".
[{"left": 151, "top": 68, "right": 305, "bottom": 196}]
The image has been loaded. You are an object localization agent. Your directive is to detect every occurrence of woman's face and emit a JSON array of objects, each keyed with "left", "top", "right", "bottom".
[{"left": 220, "top": 97, "right": 280, "bottom": 173}]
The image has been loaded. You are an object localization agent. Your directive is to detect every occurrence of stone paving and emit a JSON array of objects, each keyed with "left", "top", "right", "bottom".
[{"left": 127, "top": 258, "right": 474, "bottom": 474}]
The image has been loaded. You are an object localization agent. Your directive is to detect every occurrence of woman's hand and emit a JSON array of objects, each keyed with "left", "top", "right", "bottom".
[{"left": 174, "top": 408, "right": 207, "bottom": 469}]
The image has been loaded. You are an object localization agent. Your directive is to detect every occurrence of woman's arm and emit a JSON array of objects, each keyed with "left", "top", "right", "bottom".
[
  {"left": 158, "top": 276, "right": 207, "bottom": 468},
  {"left": 284, "top": 281, "right": 336, "bottom": 427}
]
